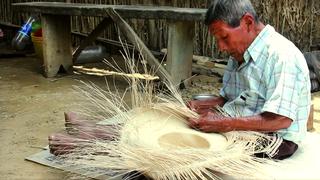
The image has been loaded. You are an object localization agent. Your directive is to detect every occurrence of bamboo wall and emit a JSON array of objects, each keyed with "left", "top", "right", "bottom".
[
  {"left": 254, "top": 0, "right": 320, "bottom": 51},
  {"left": 1, "top": 0, "right": 319, "bottom": 57}
]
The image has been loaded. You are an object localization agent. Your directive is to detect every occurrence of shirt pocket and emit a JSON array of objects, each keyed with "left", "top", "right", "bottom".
[
  {"left": 239, "top": 91, "right": 265, "bottom": 113},
  {"left": 223, "top": 91, "right": 265, "bottom": 117}
]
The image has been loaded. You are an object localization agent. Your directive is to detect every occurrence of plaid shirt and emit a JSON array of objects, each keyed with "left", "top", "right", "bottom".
[{"left": 220, "top": 25, "right": 311, "bottom": 144}]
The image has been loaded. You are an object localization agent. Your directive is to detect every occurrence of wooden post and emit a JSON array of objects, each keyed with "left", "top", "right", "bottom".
[
  {"left": 41, "top": 14, "right": 72, "bottom": 77},
  {"left": 167, "top": 21, "right": 194, "bottom": 86}
]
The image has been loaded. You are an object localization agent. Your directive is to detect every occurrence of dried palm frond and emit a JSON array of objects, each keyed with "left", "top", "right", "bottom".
[
  {"left": 57, "top": 41, "right": 280, "bottom": 180},
  {"left": 73, "top": 65, "right": 159, "bottom": 80}
]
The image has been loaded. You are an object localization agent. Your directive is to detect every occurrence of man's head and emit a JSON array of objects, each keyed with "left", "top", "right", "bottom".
[{"left": 205, "top": 0, "right": 264, "bottom": 63}]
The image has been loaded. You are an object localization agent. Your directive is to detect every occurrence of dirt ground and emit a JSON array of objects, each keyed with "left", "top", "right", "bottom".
[
  {"left": 1, "top": 55, "right": 320, "bottom": 180},
  {"left": 0, "top": 55, "right": 130, "bottom": 179}
]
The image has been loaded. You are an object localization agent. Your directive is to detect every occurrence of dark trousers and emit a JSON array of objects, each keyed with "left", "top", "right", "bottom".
[{"left": 255, "top": 139, "right": 298, "bottom": 160}]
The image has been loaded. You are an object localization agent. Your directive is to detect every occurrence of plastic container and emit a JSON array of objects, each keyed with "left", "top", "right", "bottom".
[
  {"left": 31, "top": 33, "right": 43, "bottom": 60},
  {"left": 11, "top": 15, "right": 38, "bottom": 51},
  {"left": 31, "top": 21, "right": 42, "bottom": 34},
  {"left": 11, "top": 29, "right": 32, "bottom": 51},
  {"left": 192, "top": 94, "right": 217, "bottom": 101},
  {"left": 76, "top": 45, "right": 109, "bottom": 64}
]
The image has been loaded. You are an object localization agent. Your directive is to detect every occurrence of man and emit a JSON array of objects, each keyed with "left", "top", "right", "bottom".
[{"left": 188, "top": 0, "right": 311, "bottom": 160}]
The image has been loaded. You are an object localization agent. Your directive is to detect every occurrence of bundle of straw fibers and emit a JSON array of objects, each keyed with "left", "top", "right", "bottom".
[
  {"left": 119, "top": 108, "right": 227, "bottom": 151},
  {"left": 58, "top": 43, "right": 279, "bottom": 180}
]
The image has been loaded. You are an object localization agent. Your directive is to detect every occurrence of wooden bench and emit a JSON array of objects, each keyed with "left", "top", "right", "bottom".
[{"left": 12, "top": 2, "right": 207, "bottom": 85}]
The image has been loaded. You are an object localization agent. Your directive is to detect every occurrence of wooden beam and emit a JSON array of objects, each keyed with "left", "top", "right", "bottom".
[
  {"left": 42, "top": 14, "right": 72, "bottom": 77},
  {"left": 72, "top": 17, "right": 112, "bottom": 62},
  {"left": 12, "top": 2, "right": 206, "bottom": 21},
  {"left": 105, "top": 8, "right": 172, "bottom": 83},
  {"left": 0, "top": 21, "right": 20, "bottom": 29}
]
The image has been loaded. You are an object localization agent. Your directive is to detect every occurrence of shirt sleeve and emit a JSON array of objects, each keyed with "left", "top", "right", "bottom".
[{"left": 261, "top": 53, "right": 306, "bottom": 122}]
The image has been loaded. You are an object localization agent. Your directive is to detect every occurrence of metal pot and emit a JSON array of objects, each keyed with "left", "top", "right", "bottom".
[{"left": 192, "top": 94, "right": 217, "bottom": 101}]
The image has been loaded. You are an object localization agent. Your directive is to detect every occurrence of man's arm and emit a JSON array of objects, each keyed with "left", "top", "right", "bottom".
[{"left": 189, "top": 111, "right": 292, "bottom": 133}]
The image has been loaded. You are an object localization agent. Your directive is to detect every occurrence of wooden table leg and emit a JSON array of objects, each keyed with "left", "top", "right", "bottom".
[
  {"left": 41, "top": 14, "right": 72, "bottom": 78},
  {"left": 167, "top": 21, "right": 194, "bottom": 86}
]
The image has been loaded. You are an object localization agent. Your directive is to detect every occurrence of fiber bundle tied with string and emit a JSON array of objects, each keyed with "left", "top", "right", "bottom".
[{"left": 57, "top": 42, "right": 280, "bottom": 180}]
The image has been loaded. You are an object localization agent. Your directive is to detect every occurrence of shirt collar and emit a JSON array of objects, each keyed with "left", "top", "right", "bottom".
[{"left": 243, "top": 24, "right": 274, "bottom": 63}]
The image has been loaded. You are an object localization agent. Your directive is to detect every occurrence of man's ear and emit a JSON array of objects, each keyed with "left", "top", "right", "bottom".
[{"left": 240, "top": 12, "right": 255, "bottom": 32}]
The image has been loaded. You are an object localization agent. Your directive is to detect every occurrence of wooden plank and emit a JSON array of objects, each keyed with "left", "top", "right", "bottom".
[
  {"left": 166, "top": 21, "right": 194, "bottom": 86},
  {"left": 12, "top": 2, "right": 206, "bottom": 21},
  {"left": 105, "top": 8, "right": 172, "bottom": 83},
  {"left": 73, "top": 17, "right": 112, "bottom": 62},
  {"left": 0, "top": 21, "right": 20, "bottom": 29},
  {"left": 42, "top": 14, "right": 72, "bottom": 78}
]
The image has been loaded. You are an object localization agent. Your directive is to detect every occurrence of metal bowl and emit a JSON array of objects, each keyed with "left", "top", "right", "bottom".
[{"left": 192, "top": 94, "right": 217, "bottom": 101}]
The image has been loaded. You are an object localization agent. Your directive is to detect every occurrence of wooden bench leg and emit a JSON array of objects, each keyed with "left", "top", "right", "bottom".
[
  {"left": 42, "top": 14, "right": 72, "bottom": 78},
  {"left": 167, "top": 21, "right": 194, "bottom": 86}
]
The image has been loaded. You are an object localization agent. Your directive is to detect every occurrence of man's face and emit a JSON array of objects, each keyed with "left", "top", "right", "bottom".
[{"left": 209, "top": 20, "right": 250, "bottom": 63}]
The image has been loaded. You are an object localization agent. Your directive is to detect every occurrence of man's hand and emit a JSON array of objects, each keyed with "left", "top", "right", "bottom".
[
  {"left": 187, "top": 96, "right": 226, "bottom": 114},
  {"left": 188, "top": 111, "right": 233, "bottom": 133},
  {"left": 187, "top": 100, "right": 213, "bottom": 114}
]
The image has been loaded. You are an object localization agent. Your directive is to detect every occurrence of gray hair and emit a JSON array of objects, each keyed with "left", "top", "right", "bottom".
[{"left": 205, "top": 0, "right": 259, "bottom": 27}]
